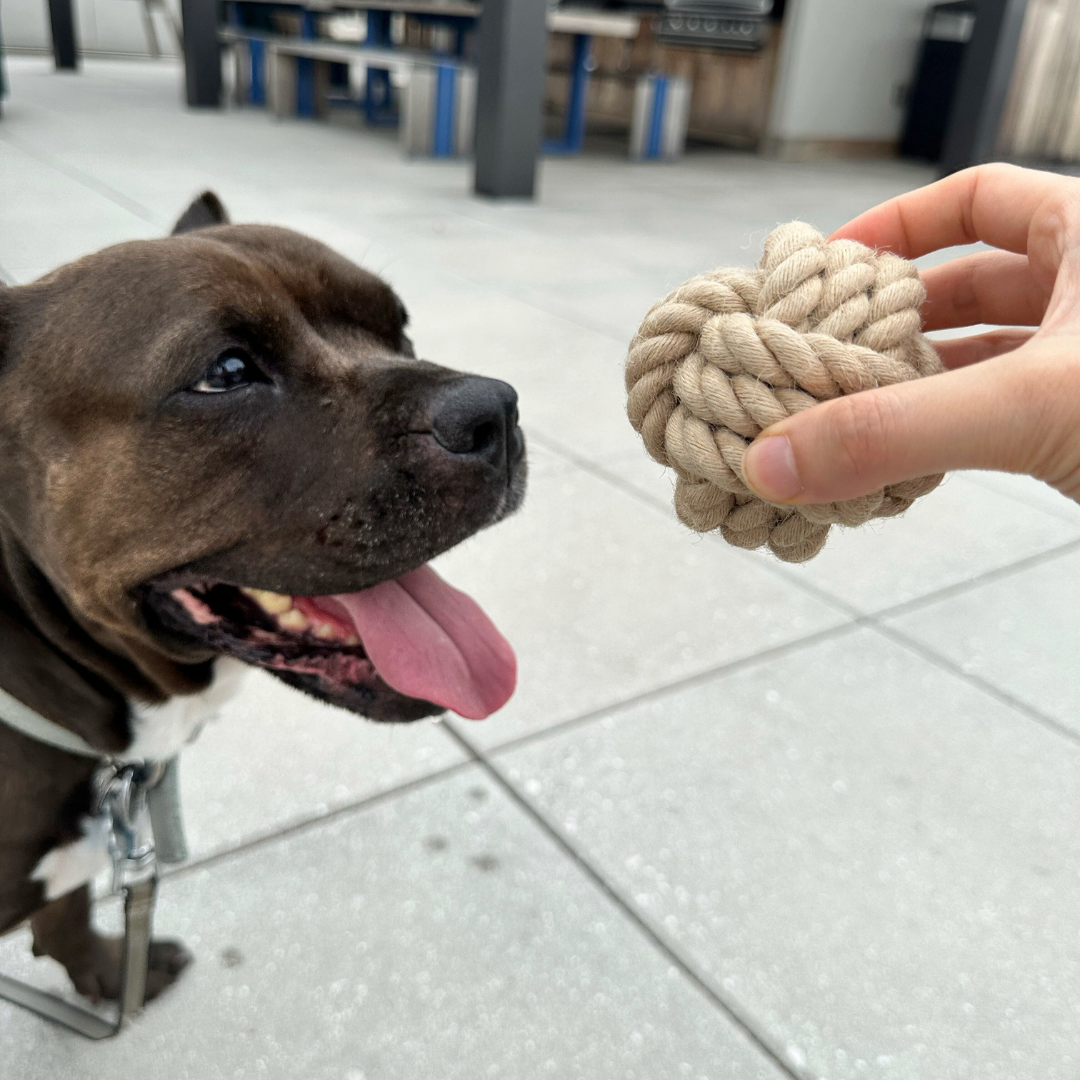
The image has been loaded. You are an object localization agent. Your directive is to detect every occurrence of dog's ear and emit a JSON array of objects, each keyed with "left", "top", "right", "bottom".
[{"left": 171, "top": 191, "right": 230, "bottom": 236}]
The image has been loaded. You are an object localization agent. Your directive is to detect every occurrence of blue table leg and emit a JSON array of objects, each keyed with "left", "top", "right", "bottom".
[
  {"left": 433, "top": 62, "right": 457, "bottom": 156},
  {"left": 296, "top": 9, "right": 317, "bottom": 118},
  {"left": 249, "top": 38, "right": 265, "bottom": 106},
  {"left": 364, "top": 11, "right": 396, "bottom": 126},
  {"left": 544, "top": 33, "right": 591, "bottom": 155},
  {"left": 646, "top": 75, "right": 668, "bottom": 160}
]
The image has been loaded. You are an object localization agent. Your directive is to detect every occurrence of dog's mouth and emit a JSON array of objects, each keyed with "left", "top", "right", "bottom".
[{"left": 142, "top": 566, "right": 516, "bottom": 723}]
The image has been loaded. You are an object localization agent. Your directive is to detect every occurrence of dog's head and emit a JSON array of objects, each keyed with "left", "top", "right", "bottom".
[{"left": 0, "top": 193, "right": 525, "bottom": 723}]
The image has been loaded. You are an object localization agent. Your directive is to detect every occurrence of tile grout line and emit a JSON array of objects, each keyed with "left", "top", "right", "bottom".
[
  {"left": 472, "top": 620, "right": 865, "bottom": 760},
  {"left": 531, "top": 426, "right": 1080, "bottom": 625},
  {"left": 527, "top": 428, "right": 867, "bottom": 622},
  {"left": 161, "top": 757, "right": 476, "bottom": 881},
  {"left": 531, "top": 430, "right": 1080, "bottom": 746},
  {"left": 867, "top": 536, "right": 1080, "bottom": 621},
  {"left": 0, "top": 130, "right": 162, "bottom": 227},
  {"left": 556, "top": 434, "right": 1080, "bottom": 622},
  {"left": 440, "top": 722, "right": 810, "bottom": 1080},
  {"left": 869, "top": 621, "right": 1080, "bottom": 750},
  {"left": 161, "top": 623, "right": 860, "bottom": 879}
]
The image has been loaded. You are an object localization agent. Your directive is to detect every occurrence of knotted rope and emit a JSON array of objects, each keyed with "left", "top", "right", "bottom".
[{"left": 625, "top": 223, "right": 945, "bottom": 562}]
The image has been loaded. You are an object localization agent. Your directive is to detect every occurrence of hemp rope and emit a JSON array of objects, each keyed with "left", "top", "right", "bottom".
[{"left": 625, "top": 222, "right": 945, "bottom": 563}]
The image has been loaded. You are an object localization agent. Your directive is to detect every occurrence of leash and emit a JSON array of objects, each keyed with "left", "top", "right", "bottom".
[{"left": 0, "top": 684, "right": 188, "bottom": 1038}]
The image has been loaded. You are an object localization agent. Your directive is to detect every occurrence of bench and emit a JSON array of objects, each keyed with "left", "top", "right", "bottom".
[{"left": 221, "top": 29, "right": 475, "bottom": 157}]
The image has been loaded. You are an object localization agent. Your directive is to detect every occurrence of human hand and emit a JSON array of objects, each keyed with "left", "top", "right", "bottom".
[{"left": 741, "top": 164, "right": 1080, "bottom": 506}]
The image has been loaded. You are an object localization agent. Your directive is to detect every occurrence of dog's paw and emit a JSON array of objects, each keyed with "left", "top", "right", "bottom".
[
  {"left": 66, "top": 935, "right": 192, "bottom": 1003},
  {"left": 144, "top": 938, "right": 193, "bottom": 1000}
]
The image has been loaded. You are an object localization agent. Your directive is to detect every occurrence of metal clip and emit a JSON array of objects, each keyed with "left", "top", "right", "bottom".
[{"left": 93, "top": 761, "right": 163, "bottom": 893}]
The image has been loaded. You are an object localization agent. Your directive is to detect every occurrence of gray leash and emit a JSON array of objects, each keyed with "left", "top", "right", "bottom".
[{"left": 0, "top": 686, "right": 187, "bottom": 1038}]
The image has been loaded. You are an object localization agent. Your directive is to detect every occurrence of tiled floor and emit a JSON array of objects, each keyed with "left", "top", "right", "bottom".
[{"left": 2, "top": 57, "right": 1079, "bottom": 1080}]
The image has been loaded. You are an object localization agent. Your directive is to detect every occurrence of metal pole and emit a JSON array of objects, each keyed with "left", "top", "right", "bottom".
[
  {"left": 181, "top": 0, "right": 222, "bottom": 108},
  {"left": 938, "top": 0, "right": 1028, "bottom": 175},
  {"left": 47, "top": 0, "right": 79, "bottom": 71},
  {"left": 473, "top": 0, "right": 547, "bottom": 199}
]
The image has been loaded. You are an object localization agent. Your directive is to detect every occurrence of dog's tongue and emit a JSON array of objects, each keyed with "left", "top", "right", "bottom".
[{"left": 327, "top": 565, "right": 515, "bottom": 720}]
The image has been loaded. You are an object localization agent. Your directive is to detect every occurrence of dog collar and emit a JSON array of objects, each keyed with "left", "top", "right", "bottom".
[
  {"left": 0, "top": 683, "right": 104, "bottom": 757},
  {"left": 0, "top": 681, "right": 188, "bottom": 862}
]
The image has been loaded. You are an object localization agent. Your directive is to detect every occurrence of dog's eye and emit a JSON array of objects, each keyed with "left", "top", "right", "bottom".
[{"left": 192, "top": 350, "right": 262, "bottom": 393}]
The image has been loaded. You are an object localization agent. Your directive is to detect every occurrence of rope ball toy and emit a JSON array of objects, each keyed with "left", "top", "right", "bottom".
[{"left": 625, "top": 222, "right": 946, "bottom": 563}]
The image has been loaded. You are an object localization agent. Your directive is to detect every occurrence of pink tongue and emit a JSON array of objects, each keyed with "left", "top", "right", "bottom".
[{"left": 322, "top": 565, "right": 516, "bottom": 720}]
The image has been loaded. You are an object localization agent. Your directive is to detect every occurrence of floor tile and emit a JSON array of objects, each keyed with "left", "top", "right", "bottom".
[
  {"left": 369, "top": 257, "right": 646, "bottom": 463},
  {"left": 434, "top": 453, "right": 847, "bottom": 751},
  {"left": 782, "top": 472, "right": 1080, "bottom": 614},
  {"left": 961, "top": 470, "right": 1080, "bottom": 525},
  {"left": 498, "top": 628, "right": 1080, "bottom": 1080},
  {"left": 0, "top": 135, "right": 158, "bottom": 272},
  {"left": 886, "top": 546, "right": 1080, "bottom": 735},
  {"left": 588, "top": 446, "right": 683, "bottom": 509},
  {"left": 0, "top": 770, "right": 788, "bottom": 1080},
  {"left": 177, "top": 667, "right": 467, "bottom": 863}
]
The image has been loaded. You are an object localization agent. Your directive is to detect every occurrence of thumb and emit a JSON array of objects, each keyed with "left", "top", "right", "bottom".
[{"left": 741, "top": 343, "right": 1068, "bottom": 504}]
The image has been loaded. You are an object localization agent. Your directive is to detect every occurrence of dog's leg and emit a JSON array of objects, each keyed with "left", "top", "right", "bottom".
[{"left": 30, "top": 886, "right": 191, "bottom": 1003}]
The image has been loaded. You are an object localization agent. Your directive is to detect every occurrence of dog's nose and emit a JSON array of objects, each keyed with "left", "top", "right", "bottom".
[{"left": 430, "top": 377, "right": 522, "bottom": 468}]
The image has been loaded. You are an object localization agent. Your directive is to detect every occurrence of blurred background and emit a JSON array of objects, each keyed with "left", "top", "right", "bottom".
[
  {"left": 3, "top": 0, "right": 1080, "bottom": 171},
  {"left": 2, "top": 2, "right": 1080, "bottom": 1079}
]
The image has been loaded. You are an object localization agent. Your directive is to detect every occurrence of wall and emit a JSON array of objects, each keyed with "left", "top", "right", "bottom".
[
  {"left": 767, "top": 0, "right": 929, "bottom": 152},
  {"left": 1, "top": 0, "right": 181, "bottom": 57}
]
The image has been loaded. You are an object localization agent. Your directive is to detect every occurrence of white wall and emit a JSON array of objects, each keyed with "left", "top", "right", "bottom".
[
  {"left": 1, "top": 0, "right": 181, "bottom": 56},
  {"left": 768, "top": 0, "right": 929, "bottom": 143}
]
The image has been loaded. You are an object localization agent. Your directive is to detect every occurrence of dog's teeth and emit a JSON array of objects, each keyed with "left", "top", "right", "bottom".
[
  {"left": 241, "top": 587, "right": 293, "bottom": 614},
  {"left": 345, "top": 634, "right": 361, "bottom": 646},
  {"left": 278, "top": 608, "right": 310, "bottom": 631},
  {"left": 315, "top": 623, "right": 336, "bottom": 640}
]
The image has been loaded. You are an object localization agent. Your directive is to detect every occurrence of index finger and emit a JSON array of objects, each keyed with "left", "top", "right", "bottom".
[{"left": 827, "top": 162, "right": 1078, "bottom": 260}]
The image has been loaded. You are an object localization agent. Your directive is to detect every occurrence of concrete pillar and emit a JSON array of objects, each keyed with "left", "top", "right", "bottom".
[
  {"left": 473, "top": 0, "right": 547, "bottom": 199},
  {"left": 182, "top": 0, "right": 222, "bottom": 108},
  {"left": 47, "top": 0, "right": 79, "bottom": 71}
]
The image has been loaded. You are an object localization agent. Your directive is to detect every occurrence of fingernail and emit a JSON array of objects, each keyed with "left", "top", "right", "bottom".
[{"left": 743, "top": 436, "right": 802, "bottom": 501}]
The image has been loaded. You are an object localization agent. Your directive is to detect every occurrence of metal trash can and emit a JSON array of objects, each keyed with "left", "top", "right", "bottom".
[
  {"left": 630, "top": 73, "right": 692, "bottom": 160},
  {"left": 401, "top": 61, "right": 477, "bottom": 158},
  {"left": 900, "top": 1, "right": 976, "bottom": 162}
]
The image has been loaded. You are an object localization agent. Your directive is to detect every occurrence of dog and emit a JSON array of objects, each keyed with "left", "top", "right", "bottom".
[{"left": 0, "top": 193, "right": 526, "bottom": 1003}]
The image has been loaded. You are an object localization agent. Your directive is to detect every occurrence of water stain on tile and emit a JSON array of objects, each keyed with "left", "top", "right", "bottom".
[{"left": 219, "top": 947, "right": 244, "bottom": 969}]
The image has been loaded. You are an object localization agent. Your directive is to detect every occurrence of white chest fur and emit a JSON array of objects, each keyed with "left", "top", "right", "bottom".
[
  {"left": 30, "top": 658, "right": 246, "bottom": 902},
  {"left": 123, "top": 655, "right": 246, "bottom": 762}
]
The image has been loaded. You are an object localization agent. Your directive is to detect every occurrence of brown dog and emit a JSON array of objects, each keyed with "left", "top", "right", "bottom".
[{"left": 0, "top": 193, "right": 525, "bottom": 1002}]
